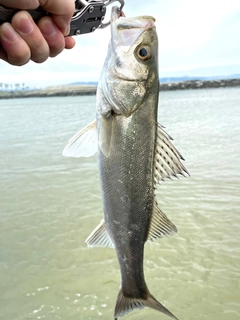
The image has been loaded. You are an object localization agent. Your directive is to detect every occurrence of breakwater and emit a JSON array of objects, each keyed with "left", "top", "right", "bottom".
[
  {"left": 160, "top": 78, "right": 240, "bottom": 91},
  {"left": 1, "top": 78, "right": 240, "bottom": 99},
  {"left": 0, "top": 85, "right": 97, "bottom": 99}
]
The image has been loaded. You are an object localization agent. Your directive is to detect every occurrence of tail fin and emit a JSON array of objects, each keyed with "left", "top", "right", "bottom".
[{"left": 114, "top": 289, "right": 178, "bottom": 320}]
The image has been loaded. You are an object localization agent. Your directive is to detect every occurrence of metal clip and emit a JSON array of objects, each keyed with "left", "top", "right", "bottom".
[{"left": 69, "top": 0, "right": 107, "bottom": 35}]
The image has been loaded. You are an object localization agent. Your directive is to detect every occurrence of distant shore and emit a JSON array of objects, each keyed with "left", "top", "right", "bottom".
[{"left": 1, "top": 78, "right": 240, "bottom": 99}]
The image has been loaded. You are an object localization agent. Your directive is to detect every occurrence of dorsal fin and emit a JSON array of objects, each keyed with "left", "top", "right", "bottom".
[
  {"left": 85, "top": 220, "right": 115, "bottom": 248},
  {"left": 153, "top": 123, "right": 189, "bottom": 185}
]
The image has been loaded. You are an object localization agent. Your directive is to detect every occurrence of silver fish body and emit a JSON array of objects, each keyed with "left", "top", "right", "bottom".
[{"left": 63, "top": 7, "right": 188, "bottom": 320}]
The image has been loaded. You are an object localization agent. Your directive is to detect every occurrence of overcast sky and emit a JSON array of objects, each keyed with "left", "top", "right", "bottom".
[{"left": 1, "top": 0, "right": 240, "bottom": 87}]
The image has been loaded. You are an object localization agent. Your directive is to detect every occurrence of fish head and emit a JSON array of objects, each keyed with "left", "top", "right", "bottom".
[{"left": 100, "top": 7, "right": 159, "bottom": 118}]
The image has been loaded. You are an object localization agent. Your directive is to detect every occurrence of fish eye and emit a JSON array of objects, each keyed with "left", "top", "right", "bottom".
[
  {"left": 139, "top": 48, "right": 148, "bottom": 57},
  {"left": 136, "top": 46, "right": 151, "bottom": 61}
]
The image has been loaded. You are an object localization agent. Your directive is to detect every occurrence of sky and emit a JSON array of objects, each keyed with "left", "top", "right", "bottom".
[{"left": 1, "top": 0, "right": 240, "bottom": 88}]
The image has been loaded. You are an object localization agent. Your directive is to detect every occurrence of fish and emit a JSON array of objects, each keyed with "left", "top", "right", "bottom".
[{"left": 62, "top": 6, "right": 189, "bottom": 320}]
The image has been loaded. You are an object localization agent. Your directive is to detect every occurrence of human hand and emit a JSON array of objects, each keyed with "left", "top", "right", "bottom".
[{"left": 0, "top": 0, "right": 76, "bottom": 65}]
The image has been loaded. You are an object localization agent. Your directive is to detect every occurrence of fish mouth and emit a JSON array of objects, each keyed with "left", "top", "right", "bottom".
[{"left": 111, "top": 7, "right": 155, "bottom": 49}]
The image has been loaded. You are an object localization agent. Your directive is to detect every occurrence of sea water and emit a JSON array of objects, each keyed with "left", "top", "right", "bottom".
[{"left": 0, "top": 88, "right": 239, "bottom": 320}]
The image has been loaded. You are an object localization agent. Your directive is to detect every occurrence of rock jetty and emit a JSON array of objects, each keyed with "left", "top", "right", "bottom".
[
  {"left": 160, "top": 78, "right": 240, "bottom": 91},
  {"left": 0, "top": 78, "right": 240, "bottom": 99}
]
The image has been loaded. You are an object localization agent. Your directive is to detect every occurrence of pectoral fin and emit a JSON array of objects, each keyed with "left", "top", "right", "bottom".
[
  {"left": 85, "top": 220, "right": 115, "bottom": 248},
  {"left": 99, "top": 115, "right": 113, "bottom": 158},
  {"left": 62, "top": 120, "right": 97, "bottom": 158}
]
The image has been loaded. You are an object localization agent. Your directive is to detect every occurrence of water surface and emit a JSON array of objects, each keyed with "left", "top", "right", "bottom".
[{"left": 0, "top": 88, "right": 239, "bottom": 320}]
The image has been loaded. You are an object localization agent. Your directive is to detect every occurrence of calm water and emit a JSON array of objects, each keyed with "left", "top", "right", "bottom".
[{"left": 0, "top": 88, "right": 239, "bottom": 320}]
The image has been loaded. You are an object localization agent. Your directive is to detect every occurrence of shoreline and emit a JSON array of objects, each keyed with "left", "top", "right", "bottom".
[{"left": 1, "top": 78, "right": 240, "bottom": 99}]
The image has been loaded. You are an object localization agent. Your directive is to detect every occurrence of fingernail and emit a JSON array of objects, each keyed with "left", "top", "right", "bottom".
[
  {"left": 1, "top": 23, "right": 18, "bottom": 42},
  {"left": 41, "top": 19, "right": 57, "bottom": 37},
  {"left": 64, "top": 25, "right": 70, "bottom": 36},
  {"left": 17, "top": 16, "right": 34, "bottom": 35}
]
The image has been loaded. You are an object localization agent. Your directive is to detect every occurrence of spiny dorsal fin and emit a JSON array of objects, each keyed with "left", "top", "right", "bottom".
[
  {"left": 85, "top": 220, "right": 115, "bottom": 248},
  {"left": 62, "top": 120, "right": 97, "bottom": 158},
  {"left": 148, "top": 200, "right": 177, "bottom": 242},
  {"left": 154, "top": 123, "right": 189, "bottom": 184}
]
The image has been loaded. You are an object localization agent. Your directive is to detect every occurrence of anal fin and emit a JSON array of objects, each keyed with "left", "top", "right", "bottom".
[{"left": 148, "top": 200, "right": 177, "bottom": 242}]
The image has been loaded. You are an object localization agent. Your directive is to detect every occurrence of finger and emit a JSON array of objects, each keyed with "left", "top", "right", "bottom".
[
  {"left": 39, "top": 0, "right": 75, "bottom": 35},
  {"left": 12, "top": 11, "right": 49, "bottom": 63},
  {"left": 0, "top": 22, "right": 30, "bottom": 65},
  {"left": 0, "top": 0, "right": 40, "bottom": 9},
  {"left": 64, "top": 36, "right": 75, "bottom": 50},
  {"left": 38, "top": 16, "right": 65, "bottom": 57}
]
